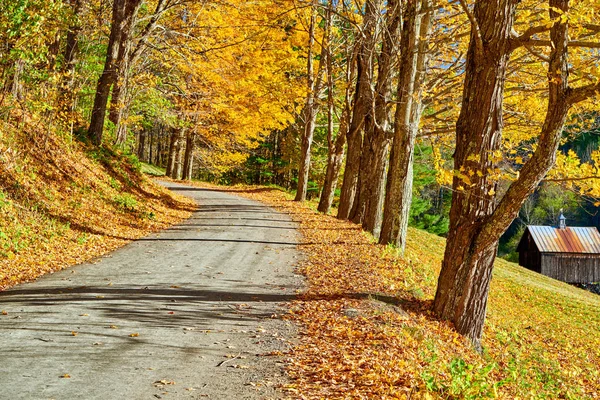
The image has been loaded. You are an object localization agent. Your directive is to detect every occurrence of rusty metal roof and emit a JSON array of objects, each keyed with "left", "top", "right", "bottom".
[{"left": 527, "top": 225, "right": 600, "bottom": 253}]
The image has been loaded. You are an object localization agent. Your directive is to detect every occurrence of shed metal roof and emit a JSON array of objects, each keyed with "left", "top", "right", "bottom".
[{"left": 526, "top": 225, "right": 600, "bottom": 253}]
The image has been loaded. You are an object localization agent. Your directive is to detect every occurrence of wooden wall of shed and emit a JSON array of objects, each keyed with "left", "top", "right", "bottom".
[
  {"left": 541, "top": 253, "right": 600, "bottom": 283},
  {"left": 520, "top": 249, "right": 541, "bottom": 273}
]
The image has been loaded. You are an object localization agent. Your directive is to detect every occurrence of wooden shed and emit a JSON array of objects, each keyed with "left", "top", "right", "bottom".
[{"left": 517, "top": 223, "right": 600, "bottom": 283}]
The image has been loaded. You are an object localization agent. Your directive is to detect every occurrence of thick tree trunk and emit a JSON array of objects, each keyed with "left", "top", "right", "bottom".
[
  {"left": 434, "top": 0, "right": 573, "bottom": 348},
  {"left": 350, "top": 0, "right": 401, "bottom": 236},
  {"left": 350, "top": 117, "right": 390, "bottom": 234},
  {"left": 172, "top": 128, "right": 186, "bottom": 179},
  {"left": 111, "top": 0, "right": 165, "bottom": 146},
  {"left": 318, "top": 16, "right": 354, "bottom": 215},
  {"left": 318, "top": 145, "right": 345, "bottom": 213},
  {"left": 337, "top": 0, "right": 379, "bottom": 220},
  {"left": 182, "top": 132, "right": 195, "bottom": 180},
  {"left": 88, "top": 0, "right": 141, "bottom": 145},
  {"left": 379, "top": 0, "right": 433, "bottom": 250}
]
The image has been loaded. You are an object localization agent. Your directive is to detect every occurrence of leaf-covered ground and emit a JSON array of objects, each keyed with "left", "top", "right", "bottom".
[
  {"left": 180, "top": 181, "right": 600, "bottom": 399},
  {"left": 0, "top": 127, "right": 196, "bottom": 291}
]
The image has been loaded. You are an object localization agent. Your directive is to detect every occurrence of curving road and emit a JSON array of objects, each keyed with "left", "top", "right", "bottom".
[{"left": 0, "top": 182, "right": 302, "bottom": 399}]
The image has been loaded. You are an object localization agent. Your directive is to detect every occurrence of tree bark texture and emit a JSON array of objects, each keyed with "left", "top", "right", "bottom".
[
  {"left": 165, "top": 128, "right": 179, "bottom": 177},
  {"left": 379, "top": 0, "right": 433, "bottom": 250},
  {"left": 182, "top": 131, "right": 195, "bottom": 180},
  {"left": 317, "top": 19, "right": 355, "bottom": 214},
  {"left": 295, "top": 1, "right": 332, "bottom": 201},
  {"left": 351, "top": 0, "right": 402, "bottom": 236},
  {"left": 137, "top": 131, "right": 146, "bottom": 160},
  {"left": 111, "top": 0, "right": 166, "bottom": 146},
  {"left": 59, "top": 0, "right": 82, "bottom": 118},
  {"left": 88, "top": 0, "right": 141, "bottom": 145},
  {"left": 337, "top": 0, "right": 380, "bottom": 220},
  {"left": 434, "top": 0, "right": 573, "bottom": 347},
  {"left": 171, "top": 127, "right": 186, "bottom": 179}
]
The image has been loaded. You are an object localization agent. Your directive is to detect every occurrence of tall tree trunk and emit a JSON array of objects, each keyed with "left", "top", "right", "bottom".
[
  {"left": 351, "top": 0, "right": 401, "bottom": 236},
  {"left": 165, "top": 128, "right": 179, "bottom": 177},
  {"left": 59, "top": 0, "right": 82, "bottom": 119},
  {"left": 379, "top": 0, "right": 433, "bottom": 250},
  {"left": 10, "top": 59, "right": 25, "bottom": 101},
  {"left": 88, "top": 0, "right": 141, "bottom": 145},
  {"left": 433, "top": 0, "right": 575, "bottom": 348},
  {"left": 137, "top": 131, "right": 146, "bottom": 160},
  {"left": 171, "top": 128, "right": 186, "bottom": 179},
  {"left": 148, "top": 127, "right": 154, "bottom": 164},
  {"left": 182, "top": 131, "right": 195, "bottom": 180},
  {"left": 294, "top": 6, "right": 317, "bottom": 201},
  {"left": 318, "top": 15, "right": 355, "bottom": 214},
  {"left": 111, "top": 0, "right": 166, "bottom": 146},
  {"left": 337, "top": 0, "right": 380, "bottom": 220},
  {"left": 295, "top": 1, "right": 332, "bottom": 201}
]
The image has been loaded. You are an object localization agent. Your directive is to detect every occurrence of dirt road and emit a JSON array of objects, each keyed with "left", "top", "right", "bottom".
[{"left": 0, "top": 182, "right": 302, "bottom": 399}]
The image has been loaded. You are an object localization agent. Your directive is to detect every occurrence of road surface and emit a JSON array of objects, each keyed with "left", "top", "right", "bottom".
[{"left": 0, "top": 181, "right": 302, "bottom": 399}]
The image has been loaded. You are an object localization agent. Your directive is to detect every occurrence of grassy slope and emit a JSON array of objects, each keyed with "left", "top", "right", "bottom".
[
  {"left": 184, "top": 182, "right": 600, "bottom": 399},
  {"left": 0, "top": 124, "right": 196, "bottom": 290}
]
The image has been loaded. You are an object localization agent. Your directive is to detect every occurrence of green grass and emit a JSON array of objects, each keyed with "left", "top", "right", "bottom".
[
  {"left": 404, "top": 227, "right": 600, "bottom": 398},
  {"left": 141, "top": 162, "right": 166, "bottom": 176}
]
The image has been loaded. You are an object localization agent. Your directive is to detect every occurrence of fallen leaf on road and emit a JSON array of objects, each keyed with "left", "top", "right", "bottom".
[
  {"left": 60, "top": 374, "right": 71, "bottom": 378},
  {"left": 129, "top": 333, "right": 139, "bottom": 337},
  {"left": 153, "top": 380, "right": 176, "bottom": 387},
  {"left": 109, "top": 325, "right": 118, "bottom": 329}
]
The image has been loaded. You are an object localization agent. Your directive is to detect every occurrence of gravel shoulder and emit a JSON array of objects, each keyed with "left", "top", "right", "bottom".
[{"left": 0, "top": 181, "right": 303, "bottom": 400}]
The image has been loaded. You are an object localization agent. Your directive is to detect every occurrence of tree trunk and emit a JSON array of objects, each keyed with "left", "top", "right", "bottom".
[
  {"left": 165, "top": 128, "right": 179, "bottom": 177},
  {"left": 317, "top": 12, "right": 354, "bottom": 215},
  {"left": 295, "top": 1, "right": 332, "bottom": 201},
  {"left": 350, "top": 0, "right": 401, "bottom": 236},
  {"left": 337, "top": 0, "right": 380, "bottom": 219},
  {"left": 433, "top": 0, "right": 574, "bottom": 348},
  {"left": 111, "top": 0, "right": 165, "bottom": 146},
  {"left": 137, "top": 131, "right": 146, "bottom": 160},
  {"left": 172, "top": 128, "right": 186, "bottom": 179},
  {"left": 58, "top": 0, "right": 82, "bottom": 119},
  {"left": 10, "top": 59, "right": 25, "bottom": 101},
  {"left": 88, "top": 0, "right": 141, "bottom": 145},
  {"left": 379, "top": 0, "right": 433, "bottom": 250},
  {"left": 182, "top": 131, "right": 195, "bottom": 180}
]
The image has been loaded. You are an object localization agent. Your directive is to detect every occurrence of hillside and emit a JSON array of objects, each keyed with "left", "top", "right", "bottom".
[
  {"left": 184, "top": 182, "right": 600, "bottom": 399},
  {"left": 0, "top": 121, "right": 196, "bottom": 290}
]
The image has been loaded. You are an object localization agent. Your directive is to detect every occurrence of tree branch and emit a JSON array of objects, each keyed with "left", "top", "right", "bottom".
[
  {"left": 458, "top": 0, "right": 484, "bottom": 57},
  {"left": 568, "top": 82, "right": 600, "bottom": 105}
]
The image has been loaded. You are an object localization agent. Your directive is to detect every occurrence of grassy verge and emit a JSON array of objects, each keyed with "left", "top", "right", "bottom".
[
  {"left": 141, "top": 162, "right": 166, "bottom": 176},
  {"left": 177, "top": 180, "right": 600, "bottom": 399}
]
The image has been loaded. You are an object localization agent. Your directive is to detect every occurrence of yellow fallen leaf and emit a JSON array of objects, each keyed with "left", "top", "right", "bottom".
[
  {"left": 109, "top": 325, "right": 118, "bottom": 329},
  {"left": 60, "top": 374, "right": 71, "bottom": 379},
  {"left": 129, "top": 333, "right": 139, "bottom": 337},
  {"left": 71, "top": 331, "right": 78, "bottom": 336}
]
